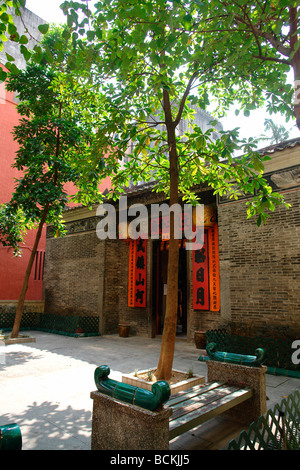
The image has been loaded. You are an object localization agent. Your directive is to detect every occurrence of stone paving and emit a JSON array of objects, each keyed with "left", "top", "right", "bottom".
[{"left": 1, "top": 331, "right": 299, "bottom": 450}]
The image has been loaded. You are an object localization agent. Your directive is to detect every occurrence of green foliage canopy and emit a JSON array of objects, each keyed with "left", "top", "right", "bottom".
[
  {"left": 60, "top": 0, "right": 292, "bottom": 225},
  {"left": 0, "top": 28, "right": 109, "bottom": 251}
]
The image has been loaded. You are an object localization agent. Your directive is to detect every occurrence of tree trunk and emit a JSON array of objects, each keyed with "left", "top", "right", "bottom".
[
  {"left": 290, "top": 6, "right": 300, "bottom": 131},
  {"left": 10, "top": 206, "right": 49, "bottom": 338},
  {"left": 155, "top": 91, "right": 180, "bottom": 381},
  {"left": 155, "top": 231, "right": 179, "bottom": 380}
]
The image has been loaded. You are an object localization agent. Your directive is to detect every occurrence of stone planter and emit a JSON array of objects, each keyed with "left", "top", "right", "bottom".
[
  {"left": 118, "top": 323, "right": 130, "bottom": 337},
  {"left": 91, "top": 390, "right": 172, "bottom": 450},
  {"left": 122, "top": 368, "right": 205, "bottom": 395},
  {"left": 194, "top": 330, "right": 206, "bottom": 349},
  {"left": 0, "top": 335, "right": 36, "bottom": 345}
]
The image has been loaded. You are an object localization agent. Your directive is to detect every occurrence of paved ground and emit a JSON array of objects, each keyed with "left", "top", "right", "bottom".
[{"left": 0, "top": 331, "right": 299, "bottom": 451}]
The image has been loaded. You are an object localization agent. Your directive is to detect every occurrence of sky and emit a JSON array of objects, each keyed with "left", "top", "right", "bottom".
[
  {"left": 25, "top": 0, "right": 299, "bottom": 147},
  {"left": 26, "top": 0, "right": 67, "bottom": 24}
]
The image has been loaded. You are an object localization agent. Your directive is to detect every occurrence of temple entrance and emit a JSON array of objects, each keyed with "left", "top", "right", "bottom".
[{"left": 152, "top": 240, "right": 187, "bottom": 336}]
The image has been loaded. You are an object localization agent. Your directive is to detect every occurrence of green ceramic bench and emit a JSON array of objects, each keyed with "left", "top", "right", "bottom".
[
  {"left": 205, "top": 342, "right": 266, "bottom": 367},
  {"left": 0, "top": 423, "right": 22, "bottom": 450},
  {"left": 93, "top": 365, "right": 254, "bottom": 444},
  {"left": 94, "top": 365, "right": 171, "bottom": 411}
]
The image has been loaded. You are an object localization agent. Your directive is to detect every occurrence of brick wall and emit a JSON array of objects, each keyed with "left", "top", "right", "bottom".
[
  {"left": 44, "top": 231, "right": 104, "bottom": 316},
  {"left": 44, "top": 174, "right": 300, "bottom": 340},
  {"left": 44, "top": 231, "right": 153, "bottom": 336},
  {"left": 217, "top": 189, "right": 300, "bottom": 338}
]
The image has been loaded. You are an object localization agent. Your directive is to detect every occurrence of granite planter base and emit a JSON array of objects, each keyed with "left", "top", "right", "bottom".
[
  {"left": 0, "top": 335, "right": 36, "bottom": 345},
  {"left": 122, "top": 368, "right": 205, "bottom": 395},
  {"left": 91, "top": 390, "right": 172, "bottom": 450},
  {"left": 207, "top": 360, "right": 267, "bottom": 424}
]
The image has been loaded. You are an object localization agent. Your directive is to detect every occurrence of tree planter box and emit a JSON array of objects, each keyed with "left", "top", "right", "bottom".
[
  {"left": 91, "top": 390, "right": 172, "bottom": 450},
  {"left": 122, "top": 368, "right": 205, "bottom": 395}
]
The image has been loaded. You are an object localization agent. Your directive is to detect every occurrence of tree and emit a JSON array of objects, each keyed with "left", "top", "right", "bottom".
[
  {"left": 59, "top": 0, "right": 294, "bottom": 380},
  {"left": 0, "top": 29, "right": 108, "bottom": 338},
  {"left": 260, "top": 118, "right": 290, "bottom": 144},
  {"left": 0, "top": 204, "right": 32, "bottom": 255},
  {"left": 210, "top": 1, "right": 300, "bottom": 129}
]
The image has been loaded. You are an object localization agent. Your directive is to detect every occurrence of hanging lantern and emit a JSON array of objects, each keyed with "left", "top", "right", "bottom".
[
  {"left": 192, "top": 205, "right": 217, "bottom": 228},
  {"left": 118, "top": 221, "right": 130, "bottom": 240}
]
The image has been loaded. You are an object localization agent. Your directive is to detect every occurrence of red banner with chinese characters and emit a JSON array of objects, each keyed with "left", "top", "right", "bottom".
[
  {"left": 192, "top": 231, "right": 209, "bottom": 310},
  {"left": 128, "top": 240, "right": 136, "bottom": 307},
  {"left": 128, "top": 238, "right": 147, "bottom": 307},
  {"left": 208, "top": 224, "right": 220, "bottom": 311}
]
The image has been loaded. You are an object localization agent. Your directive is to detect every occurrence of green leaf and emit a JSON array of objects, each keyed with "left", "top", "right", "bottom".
[
  {"left": 87, "top": 30, "right": 95, "bottom": 41},
  {"left": 5, "top": 52, "right": 15, "bottom": 61},
  {"left": 0, "top": 69, "right": 7, "bottom": 81},
  {"left": 62, "top": 29, "right": 71, "bottom": 40},
  {"left": 256, "top": 215, "right": 262, "bottom": 227},
  {"left": 20, "top": 44, "right": 31, "bottom": 61},
  {"left": 38, "top": 24, "right": 50, "bottom": 35},
  {"left": 19, "top": 34, "right": 28, "bottom": 44},
  {"left": 0, "top": 13, "right": 9, "bottom": 23}
]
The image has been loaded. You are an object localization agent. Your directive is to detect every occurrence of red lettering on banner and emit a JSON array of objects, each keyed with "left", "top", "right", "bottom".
[
  {"left": 208, "top": 224, "right": 220, "bottom": 311},
  {"left": 128, "top": 240, "right": 136, "bottom": 307},
  {"left": 128, "top": 239, "right": 147, "bottom": 307},
  {"left": 193, "top": 231, "right": 209, "bottom": 310}
]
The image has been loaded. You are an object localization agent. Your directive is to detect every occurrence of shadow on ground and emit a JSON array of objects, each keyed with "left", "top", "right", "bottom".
[{"left": 1, "top": 401, "right": 91, "bottom": 450}]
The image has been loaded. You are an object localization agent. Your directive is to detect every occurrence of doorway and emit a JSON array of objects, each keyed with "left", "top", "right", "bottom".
[{"left": 152, "top": 241, "right": 187, "bottom": 336}]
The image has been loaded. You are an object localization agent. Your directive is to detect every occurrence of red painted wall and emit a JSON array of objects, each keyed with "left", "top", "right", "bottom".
[
  {"left": 0, "top": 65, "right": 111, "bottom": 301},
  {"left": 0, "top": 65, "right": 46, "bottom": 300}
]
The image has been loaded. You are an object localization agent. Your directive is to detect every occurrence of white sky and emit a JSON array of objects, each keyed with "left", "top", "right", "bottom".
[
  {"left": 25, "top": 0, "right": 299, "bottom": 146},
  {"left": 26, "top": 0, "right": 66, "bottom": 24}
]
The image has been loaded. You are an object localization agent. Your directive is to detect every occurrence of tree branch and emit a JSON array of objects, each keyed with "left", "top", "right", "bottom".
[
  {"left": 252, "top": 54, "right": 291, "bottom": 65},
  {"left": 234, "top": 15, "right": 291, "bottom": 58},
  {"left": 289, "top": 5, "right": 299, "bottom": 57},
  {"left": 174, "top": 70, "right": 199, "bottom": 128}
]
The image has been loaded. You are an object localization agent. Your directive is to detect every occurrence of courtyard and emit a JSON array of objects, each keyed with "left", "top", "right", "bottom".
[{"left": 1, "top": 331, "right": 299, "bottom": 451}]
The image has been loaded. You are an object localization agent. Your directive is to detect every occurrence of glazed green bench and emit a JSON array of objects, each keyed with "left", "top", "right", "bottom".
[
  {"left": 166, "top": 342, "right": 267, "bottom": 440},
  {"left": 167, "top": 381, "right": 253, "bottom": 440},
  {"left": 0, "top": 423, "right": 22, "bottom": 450},
  {"left": 205, "top": 342, "right": 266, "bottom": 367},
  {"left": 94, "top": 365, "right": 171, "bottom": 411},
  {"left": 93, "top": 365, "right": 254, "bottom": 445}
]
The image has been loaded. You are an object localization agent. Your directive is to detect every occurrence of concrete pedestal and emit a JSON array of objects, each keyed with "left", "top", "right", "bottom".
[
  {"left": 90, "top": 390, "right": 172, "bottom": 450},
  {"left": 207, "top": 361, "right": 267, "bottom": 424}
]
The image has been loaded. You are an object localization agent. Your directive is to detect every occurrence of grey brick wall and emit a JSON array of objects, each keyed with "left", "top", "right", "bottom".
[
  {"left": 218, "top": 190, "right": 300, "bottom": 338},
  {"left": 44, "top": 231, "right": 104, "bottom": 318},
  {"left": 44, "top": 232, "right": 153, "bottom": 336},
  {"left": 43, "top": 176, "right": 300, "bottom": 340}
]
